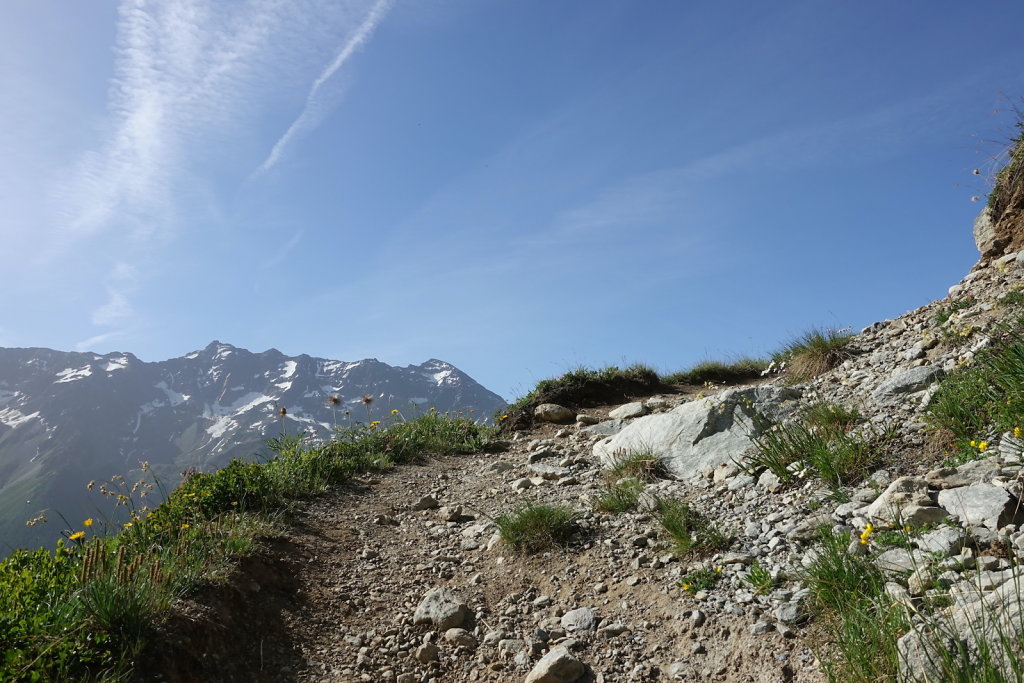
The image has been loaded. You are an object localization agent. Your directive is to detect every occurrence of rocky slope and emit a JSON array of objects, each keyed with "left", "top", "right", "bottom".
[{"left": 138, "top": 199, "right": 1024, "bottom": 682}]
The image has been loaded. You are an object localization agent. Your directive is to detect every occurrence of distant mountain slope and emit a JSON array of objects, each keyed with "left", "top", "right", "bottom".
[{"left": 0, "top": 341, "right": 506, "bottom": 552}]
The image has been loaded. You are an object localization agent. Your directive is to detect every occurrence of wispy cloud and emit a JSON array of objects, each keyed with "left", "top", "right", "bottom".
[
  {"left": 53, "top": 1, "right": 387, "bottom": 246},
  {"left": 75, "top": 331, "right": 125, "bottom": 352},
  {"left": 257, "top": 0, "right": 393, "bottom": 173},
  {"left": 261, "top": 229, "right": 305, "bottom": 268},
  {"left": 41, "top": 1, "right": 387, "bottom": 342}
]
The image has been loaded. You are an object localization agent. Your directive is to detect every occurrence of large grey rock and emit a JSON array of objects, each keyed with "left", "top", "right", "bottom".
[
  {"left": 915, "top": 527, "right": 967, "bottom": 555},
  {"left": 875, "top": 548, "right": 929, "bottom": 573},
  {"left": 560, "top": 607, "right": 597, "bottom": 632},
  {"left": 413, "top": 587, "right": 471, "bottom": 629},
  {"left": 866, "top": 477, "right": 934, "bottom": 524},
  {"left": 608, "top": 402, "right": 646, "bottom": 420},
  {"left": 926, "top": 459, "right": 1003, "bottom": 489},
  {"left": 525, "top": 646, "right": 585, "bottom": 683},
  {"left": 593, "top": 386, "right": 801, "bottom": 479},
  {"left": 535, "top": 403, "right": 575, "bottom": 423},
  {"left": 872, "top": 366, "right": 944, "bottom": 404},
  {"left": 973, "top": 205, "right": 1002, "bottom": 257},
  {"left": 937, "top": 483, "right": 1024, "bottom": 531},
  {"left": 581, "top": 419, "right": 627, "bottom": 437}
]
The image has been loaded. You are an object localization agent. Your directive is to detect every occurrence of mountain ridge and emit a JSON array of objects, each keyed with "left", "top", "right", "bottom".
[{"left": 0, "top": 342, "right": 506, "bottom": 552}]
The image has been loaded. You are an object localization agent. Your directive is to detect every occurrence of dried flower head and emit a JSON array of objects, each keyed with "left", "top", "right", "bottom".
[
  {"left": 361, "top": 395, "right": 374, "bottom": 405},
  {"left": 327, "top": 395, "right": 341, "bottom": 406}
]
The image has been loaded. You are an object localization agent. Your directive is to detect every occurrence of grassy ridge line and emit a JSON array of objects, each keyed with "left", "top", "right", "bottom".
[
  {"left": 499, "top": 327, "right": 856, "bottom": 428},
  {"left": 0, "top": 413, "right": 491, "bottom": 682}
]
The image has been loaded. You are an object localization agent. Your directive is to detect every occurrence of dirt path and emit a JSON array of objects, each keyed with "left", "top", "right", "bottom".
[{"left": 142, "top": 407, "right": 826, "bottom": 683}]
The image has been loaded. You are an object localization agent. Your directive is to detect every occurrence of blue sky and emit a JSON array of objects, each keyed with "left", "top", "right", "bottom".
[{"left": 3, "top": 1, "right": 1024, "bottom": 401}]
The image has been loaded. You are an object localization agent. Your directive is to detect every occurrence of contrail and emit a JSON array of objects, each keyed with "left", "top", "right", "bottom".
[{"left": 257, "top": 0, "right": 393, "bottom": 174}]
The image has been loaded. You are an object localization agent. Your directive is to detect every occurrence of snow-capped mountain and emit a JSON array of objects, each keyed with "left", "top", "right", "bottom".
[{"left": 0, "top": 342, "right": 506, "bottom": 552}]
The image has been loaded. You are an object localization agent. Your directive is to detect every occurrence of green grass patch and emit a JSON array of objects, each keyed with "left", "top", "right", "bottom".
[
  {"left": 603, "top": 449, "right": 669, "bottom": 483},
  {"left": 926, "top": 319, "right": 1024, "bottom": 459},
  {"left": 988, "top": 119, "right": 1024, "bottom": 215},
  {"left": 999, "top": 289, "right": 1024, "bottom": 309},
  {"left": 650, "top": 496, "right": 731, "bottom": 557},
  {"left": 593, "top": 478, "right": 644, "bottom": 514},
  {"left": 494, "top": 504, "right": 580, "bottom": 552},
  {"left": 803, "top": 528, "right": 910, "bottom": 682},
  {"left": 499, "top": 363, "right": 664, "bottom": 431},
  {"left": 741, "top": 560, "right": 777, "bottom": 594},
  {"left": 746, "top": 415, "right": 882, "bottom": 491},
  {"left": 803, "top": 402, "right": 861, "bottom": 432},
  {"left": 664, "top": 357, "right": 768, "bottom": 385},
  {"left": 679, "top": 566, "right": 723, "bottom": 593},
  {"left": 933, "top": 296, "right": 977, "bottom": 325},
  {"left": 773, "top": 328, "right": 855, "bottom": 383},
  {"left": 0, "top": 413, "right": 491, "bottom": 681}
]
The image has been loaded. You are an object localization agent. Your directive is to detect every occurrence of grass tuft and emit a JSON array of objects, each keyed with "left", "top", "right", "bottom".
[
  {"left": 774, "top": 328, "right": 855, "bottom": 383},
  {"left": 926, "top": 317, "right": 1024, "bottom": 460},
  {"left": 593, "top": 478, "right": 644, "bottom": 515},
  {"left": 746, "top": 410, "right": 883, "bottom": 491},
  {"left": 664, "top": 357, "right": 768, "bottom": 385},
  {"left": 494, "top": 504, "right": 580, "bottom": 552},
  {"left": 649, "top": 496, "right": 730, "bottom": 557},
  {"left": 603, "top": 449, "right": 669, "bottom": 483},
  {"left": 803, "top": 528, "right": 909, "bottom": 681}
]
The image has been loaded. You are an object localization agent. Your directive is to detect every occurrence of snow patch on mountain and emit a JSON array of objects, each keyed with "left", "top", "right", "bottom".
[
  {"left": 55, "top": 366, "right": 93, "bottom": 383},
  {"left": 282, "top": 361, "right": 297, "bottom": 378},
  {"left": 105, "top": 357, "right": 128, "bottom": 372},
  {"left": 204, "top": 392, "right": 274, "bottom": 438},
  {"left": 155, "top": 381, "right": 189, "bottom": 406},
  {"left": 0, "top": 407, "right": 40, "bottom": 428}
]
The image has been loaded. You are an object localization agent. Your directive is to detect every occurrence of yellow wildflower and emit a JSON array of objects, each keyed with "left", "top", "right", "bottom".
[
  {"left": 181, "top": 523, "right": 190, "bottom": 530},
  {"left": 69, "top": 531, "right": 85, "bottom": 541},
  {"left": 123, "top": 522, "right": 133, "bottom": 528},
  {"left": 499, "top": 414, "right": 509, "bottom": 421},
  {"left": 391, "top": 409, "right": 399, "bottom": 415},
  {"left": 83, "top": 518, "right": 94, "bottom": 527},
  {"left": 859, "top": 523, "right": 874, "bottom": 545},
  {"left": 682, "top": 583, "right": 691, "bottom": 591},
  {"left": 1015, "top": 427, "right": 1022, "bottom": 439},
  {"left": 978, "top": 441, "right": 989, "bottom": 452}
]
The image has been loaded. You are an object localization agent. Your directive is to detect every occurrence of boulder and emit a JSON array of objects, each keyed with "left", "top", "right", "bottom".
[
  {"left": 593, "top": 386, "right": 801, "bottom": 479},
  {"left": 535, "top": 404, "right": 575, "bottom": 423},
  {"left": 560, "top": 607, "right": 597, "bottom": 632},
  {"left": 525, "top": 646, "right": 586, "bottom": 683},
  {"left": 925, "top": 459, "right": 1003, "bottom": 489},
  {"left": 915, "top": 527, "right": 967, "bottom": 555},
  {"left": 608, "top": 402, "right": 646, "bottom": 420},
  {"left": 413, "top": 587, "right": 471, "bottom": 630},
  {"left": 872, "top": 366, "right": 944, "bottom": 405},
  {"left": 937, "top": 483, "right": 1024, "bottom": 531},
  {"left": 865, "top": 477, "right": 934, "bottom": 524},
  {"left": 581, "top": 419, "right": 627, "bottom": 437},
  {"left": 974, "top": 205, "right": 1004, "bottom": 257}
]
